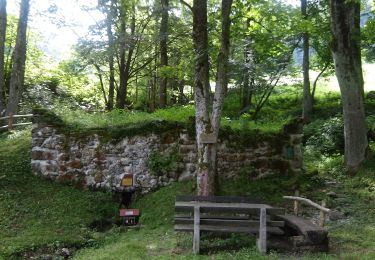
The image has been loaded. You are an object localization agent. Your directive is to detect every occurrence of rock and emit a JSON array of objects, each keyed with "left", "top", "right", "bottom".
[
  {"left": 327, "top": 191, "right": 338, "bottom": 198},
  {"left": 178, "top": 170, "right": 193, "bottom": 182},
  {"left": 328, "top": 210, "right": 345, "bottom": 221},
  {"left": 55, "top": 247, "right": 71, "bottom": 258}
]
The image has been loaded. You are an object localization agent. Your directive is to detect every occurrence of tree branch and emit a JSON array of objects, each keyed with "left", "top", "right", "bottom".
[{"left": 180, "top": 0, "right": 193, "bottom": 12}]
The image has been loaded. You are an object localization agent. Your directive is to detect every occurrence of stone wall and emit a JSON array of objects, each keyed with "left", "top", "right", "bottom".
[{"left": 31, "top": 116, "right": 295, "bottom": 195}]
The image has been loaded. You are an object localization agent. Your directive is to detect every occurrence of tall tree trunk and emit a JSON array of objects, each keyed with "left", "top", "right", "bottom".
[
  {"left": 301, "top": 0, "right": 313, "bottom": 121},
  {"left": 193, "top": 0, "right": 232, "bottom": 196},
  {"left": 241, "top": 36, "right": 255, "bottom": 112},
  {"left": 93, "top": 64, "right": 108, "bottom": 106},
  {"left": 159, "top": 0, "right": 169, "bottom": 108},
  {"left": 117, "top": 4, "right": 135, "bottom": 109},
  {"left": 330, "top": 0, "right": 367, "bottom": 173},
  {"left": 6, "top": 0, "right": 29, "bottom": 115},
  {"left": 193, "top": 0, "right": 212, "bottom": 196},
  {"left": 106, "top": 12, "right": 115, "bottom": 111},
  {"left": 211, "top": 0, "right": 233, "bottom": 193},
  {"left": 0, "top": 0, "right": 6, "bottom": 116}
]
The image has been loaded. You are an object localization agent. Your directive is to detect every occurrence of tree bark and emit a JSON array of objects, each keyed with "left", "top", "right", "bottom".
[
  {"left": 330, "top": 0, "right": 367, "bottom": 173},
  {"left": 106, "top": 7, "right": 115, "bottom": 111},
  {"left": 159, "top": 0, "right": 169, "bottom": 108},
  {"left": 93, "top": 64, "right": 108, "bottom": 106},
  {"left": 193, "top": 0, "right": 232, "bottom": 196},
  {"left": 117, "top": 4, "right": 135, "bottom": 109},
  {"left": 301, "top": 0, "right": 313, "bottom": 121},
  {"left": 241, "top": 17, "right": 255, "bottom": 112},
  {"left": 0, "top": 0, "right": 6, "bottom": 116},
  {"left": 6, "top": 0, "right": 29, "bottom": 115},
  {"left": 193, "top": 0, "right": 212, "bottom": 196}
]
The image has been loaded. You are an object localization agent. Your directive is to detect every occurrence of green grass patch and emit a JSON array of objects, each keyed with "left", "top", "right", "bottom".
[{"left": 0, "top": 129, "right": 118, "bottom": 258}]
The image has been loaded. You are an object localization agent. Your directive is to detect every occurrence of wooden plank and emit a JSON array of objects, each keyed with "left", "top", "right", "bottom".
[
  {"left": 174, "top": 224, "right": 284, "bottom": 235},
  {"left": 257, "top": 208, "right": 267, "bottom": 254},
  {"left": 175, "top": 201, "right": 284, "bottom": 215},
  {"left": 0, "top": 114, "right": 33, "bottom": 120},
  {"left": 200, "top": 133, "right": 217, "bottom": 144},
  {"left": 176, "top": 195, "right": 264, "bottom": 204},
  {"left": 0, "top": 122, "right": 32, "bottom": 129},
  {"left": 275, "top": 214, "right": 328, "bottom": 244},
  {"left": 193, "top": 205, "right": 200, "bottom": 255},
  {"left": 175, "top": 218, "right": 284, "bottom": 227}
]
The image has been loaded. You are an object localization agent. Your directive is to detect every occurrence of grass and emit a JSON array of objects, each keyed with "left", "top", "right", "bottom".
[
  {"left": 1, "top": 83, "right": 375, "bottom": 258},
  {"left": 0, "top": 129, "right": 118, "bottom": 258},
  {"left": 0, "top": 130, "right": 374, "bottom": 259}
]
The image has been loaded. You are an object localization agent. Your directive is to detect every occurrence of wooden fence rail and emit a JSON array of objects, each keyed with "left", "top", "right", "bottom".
[
  {"left": 283, "top": 192, "right": 330, "bottom": 227},
  {"left": 0, "top": 113, "right": 34, "bottom": 131}
]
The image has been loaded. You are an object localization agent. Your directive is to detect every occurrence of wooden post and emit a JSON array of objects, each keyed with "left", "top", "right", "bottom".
[
  {"left": 193, "top": 205, "right": 200, "bottom": 254},
  {"left": 8, "top": 112, "right": 13, "bottom": 131},
  {"left": 257, "top": 207, "right": 267, "bottom": 254},
  {"left": 319, "top": 200, "right": 326, "bottom": 227},
  {"left": 294, "top": 190, "right": 300, "bottom": 216}
]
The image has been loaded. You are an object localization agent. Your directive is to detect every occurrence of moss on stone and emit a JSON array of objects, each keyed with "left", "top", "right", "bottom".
[{"left": 33, "top": 108, "right": 289, "bottom": 150}]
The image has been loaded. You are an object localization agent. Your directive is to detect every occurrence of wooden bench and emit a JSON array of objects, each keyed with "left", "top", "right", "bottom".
[{"left": 174, "top": 196, "right": 285, "bottom": 254}]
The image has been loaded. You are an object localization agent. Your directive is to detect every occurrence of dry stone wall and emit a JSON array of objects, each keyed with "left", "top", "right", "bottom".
[{"left": 31, "top": 116, "right": 296, "bottom": 195}]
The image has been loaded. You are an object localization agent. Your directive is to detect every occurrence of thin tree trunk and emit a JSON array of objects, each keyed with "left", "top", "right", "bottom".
[
  {"left": 301, "top": 0, "right": 313, "bottom": 121},
  {"left": 330, "top": 0, "right": 367, "bottom": 173},
  {"left": 6, "top": 0, "right": 29, "bottom": 115},
  {"left": 0, "top": 0, "right": 6, "bottom": 115},
  {"left": 311, "top": 62, "right": 329, "bottom": 100},
  {"left": 159, "top": 0, "right": 169, "bottom": 108},
  {"left": 106, "top": 12, "right": 115, "bottom": 111},
  {"left": 211, "top": 0, "right": 233, "bottom": 194},
  {"left": 93, "top": 64, "right": 108, "bottom": 106},
  {"left": 117, "top": 4, "right": 135, "bottom": 109}
]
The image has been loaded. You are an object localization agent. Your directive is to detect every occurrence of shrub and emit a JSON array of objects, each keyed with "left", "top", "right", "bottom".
[
  {"left": 146, "top": 149, "right": 182, "bottom": 177},
  {"left": 304, "top": 116, "right": 344, "bottom": 155}
]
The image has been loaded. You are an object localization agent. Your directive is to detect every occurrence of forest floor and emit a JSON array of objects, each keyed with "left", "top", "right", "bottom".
[
  {"left": 0, "top": 129, "right": 374, "bottom": 259},
  {"left": 1, "top": 90, "right": 375, "bottom": 259}
]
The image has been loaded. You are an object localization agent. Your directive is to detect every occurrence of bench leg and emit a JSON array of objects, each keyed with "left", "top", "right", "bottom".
[
  {"left": 193, "top": 205, "right": 200, "bottom": 254},
  {"left": 257, "top": 208, "right": 267, "bottom": 254}
]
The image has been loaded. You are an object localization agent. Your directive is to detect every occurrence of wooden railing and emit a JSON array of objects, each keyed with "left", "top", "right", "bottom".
[
  {"left": 0, "top": 113, "right": 34, "bottom": 131},
  {"left": 283, "top": 191, "right": 330, "bottom": 227}
]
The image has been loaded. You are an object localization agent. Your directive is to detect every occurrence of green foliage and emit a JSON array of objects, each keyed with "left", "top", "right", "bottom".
[
  {"left": 304, "top": 116, "right": 344, "bottom": 155},
  {"left": 362, "top": 18, "right": 375, "bottom": 62},
  {"left": 147, "top": 148, "right": 182, "bottom": 177}
]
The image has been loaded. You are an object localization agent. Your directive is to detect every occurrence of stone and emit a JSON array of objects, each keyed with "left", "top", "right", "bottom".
[{"left": 31, "top": 122, "right": 289, "bottom": 196}]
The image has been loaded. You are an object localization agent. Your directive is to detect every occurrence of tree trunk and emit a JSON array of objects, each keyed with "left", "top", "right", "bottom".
[
  {"left": 6, "top": 0, "right": 29, "bottom": 115},
  {"left": 106, "top": 13, "right": 115, "bottom": 111},
  {"left": 301, "top": 0, "right": 313, "bottom": 121},
  {"left": 117, "top": 4, "right": 135, "bottom": 109},
  {"left": 241, "top": 35, "right": 255, "bottom": 112},
  {"left": 0, "top": 0, "right": 6, "bottom": 116},
  {"left": 311, "top": 63, "right": 329, "bottom": 100},
  {"left": 93, "top": 64, "right": 108, "bottom": 106},
  {"left": 211, "top": 0, "right": 233, "bottom": 194},
  {"left": 193, "top": 0, "right": 232, "bottom": 196},
  {"left": 193, "top": 0, "right": 212, "bottom": 196},
  {"left": 330, "top": 0, "right": 367, "bottom": 173},
  {"left": 159, "top": 0, "right": 169, "bottom": 108}
]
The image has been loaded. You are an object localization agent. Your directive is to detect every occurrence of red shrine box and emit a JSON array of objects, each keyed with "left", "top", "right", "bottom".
[
  {"left": 119, "top": 208, "right": 140, "bottom": 217},
  {"left": 119, "top": 208, "right": 140, "bottom": 225}
]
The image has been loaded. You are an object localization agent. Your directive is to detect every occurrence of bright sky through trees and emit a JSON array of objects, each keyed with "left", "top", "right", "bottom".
[
  {"left": 8, "top": 0, "right": 104, "bottom": 60},
  {"left": 7, "top": 0, "right": 300, "bottom": 61}
]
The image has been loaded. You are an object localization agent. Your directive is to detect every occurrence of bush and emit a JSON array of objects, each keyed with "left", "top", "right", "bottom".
[
  {"left": 304, "top": 116, "right": 344, "bottom": 155},
  {"left": 146, "top": 149, "right": 181, "bottom": 177}
]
